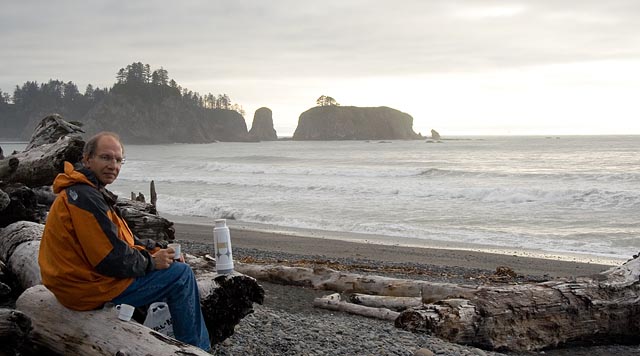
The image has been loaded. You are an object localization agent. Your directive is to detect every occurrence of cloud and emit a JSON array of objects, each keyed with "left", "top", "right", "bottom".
[
  {"left": 2, "top": 1, "right": 639, "bottom": 85},
  {"left": 2, "top": 0, "right": 640, "bottom": 135}
]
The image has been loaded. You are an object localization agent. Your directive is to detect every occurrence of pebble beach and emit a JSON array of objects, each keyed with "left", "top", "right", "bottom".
[{"left": 173, "top": 221, "right": 640, "bottom": 356}]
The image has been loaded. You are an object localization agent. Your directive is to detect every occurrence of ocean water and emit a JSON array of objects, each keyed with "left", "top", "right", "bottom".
[
  {"left": 104, "top": 136, "right": 639, "bottom": 264},
  {"left": 3, "top": 136, "right": 639, "bottom": 263}
]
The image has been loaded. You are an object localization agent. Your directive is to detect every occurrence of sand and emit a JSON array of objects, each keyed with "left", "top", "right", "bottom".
[{"left": 172, "top": 219, "right": 613, "bottom": 279}]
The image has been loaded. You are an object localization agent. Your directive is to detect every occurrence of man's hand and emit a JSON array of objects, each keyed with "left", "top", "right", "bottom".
[
  {"left": 167, "top": 245, "right": 185, "bottom": 263},
  {"left": 152, "top": 248, "right": 176, "bottom": 269}
]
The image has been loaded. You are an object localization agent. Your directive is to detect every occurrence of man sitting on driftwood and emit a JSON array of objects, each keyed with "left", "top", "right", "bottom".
[{"left": 37, "top": 132, "right": 211, "bottom": 351}]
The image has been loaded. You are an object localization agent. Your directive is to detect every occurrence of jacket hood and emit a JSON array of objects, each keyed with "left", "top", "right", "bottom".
[{"left": 53, "top": 162, "right": 100, "bottom": 193}]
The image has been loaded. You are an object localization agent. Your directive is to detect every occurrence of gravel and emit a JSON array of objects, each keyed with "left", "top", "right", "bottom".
[
  {"left": 180, "top": 240, "right": 640, "bottom": 356},
  {"left": 210, "top": 281, "right": 505, "bottom": 356}
]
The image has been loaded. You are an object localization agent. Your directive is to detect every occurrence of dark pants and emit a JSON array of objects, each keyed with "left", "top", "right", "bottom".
[{"left": 112, "top": 262, "right": 211, "bottom": 351}]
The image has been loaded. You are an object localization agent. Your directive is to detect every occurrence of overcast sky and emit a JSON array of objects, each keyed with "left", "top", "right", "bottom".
[{"left": 2, "top": 0, "right": 640, "bottom": 136}]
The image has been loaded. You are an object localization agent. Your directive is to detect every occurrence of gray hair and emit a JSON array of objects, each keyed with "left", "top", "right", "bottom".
[{"left": 83, "top": 132, "right": 125, "bottom": 157}]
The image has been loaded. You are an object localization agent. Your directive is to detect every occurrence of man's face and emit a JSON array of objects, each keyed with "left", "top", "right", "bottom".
[{"left": 83, "top": 136, "right": 124, "bottom": 186}]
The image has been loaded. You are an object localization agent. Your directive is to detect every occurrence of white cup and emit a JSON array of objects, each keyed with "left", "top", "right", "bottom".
[
  {"left": 115, "top": 304, "right": 135, "bottom": 321},
  {"left": 168, "top": 243, "right": 181, "bottom": 260}
]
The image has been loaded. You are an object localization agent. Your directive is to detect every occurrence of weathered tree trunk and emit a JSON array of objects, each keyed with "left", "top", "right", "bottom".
[
  {"left": 348, "top": 293, "right": 422, "bottom": 311},
  {"left": 0, "top": 136, "right": 84, "bottom": 188},
  {"left": 150, "top": 180, "right": 157, "bottom": 207},
  {"left": 235, "top": 262, "right": 477, "bottom": 302},
  {"left": 116, "top": 184, "right": 176, "bottom": 242},
  {"left": 117, "top": 204, "right": 175, "bottom": 242},
  {"left": 0, "top": 308, "right": 32, "bottom": 355},
  {"left": 0, "top": 114, "right": 83, "bottom": 226},
  {"left": 395, "top": 258, "right": 640, "bottom": 352},
  {"left": 236, "top": 260, "right": 640, "bottom": 351},
  {"left": 1, "top": 184, "right": 173, "bottom": 240},
  {"left": 0, "top": 283, "right": 12, "bottom": 299},
  {"left": 186, "top": 252, "right": 265, "bottom": 343},
  {"left": 0, "top": 184, "right": 49, "bottom": 228},
  {"left": 0, "top": 221, "right": 42, "bottom": 290},
  {"left": 0, "top": 189, "right": 9, "bottom": 212},
  {"left": 23, "top": 114, "right": 84, "bottom": 152},
  {"left": 196, "top": 271, "right": 265, "bottom": 343},
  {"left": 16, "top": 285, "right": 210, "bottom": 356},
  {"left": 0, "top": 260, "right": 11, "bottom": 297},
  {"left": 0, "top": 157, "right": 19, "bottom": 180},
  {"left": 314, "top": 293, "right": 400, "bottom": 321}
]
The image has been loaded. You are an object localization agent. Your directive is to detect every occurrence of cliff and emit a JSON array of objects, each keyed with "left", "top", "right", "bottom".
[
  {"left": 2, "top": 69, "right": 252, "bottom": 143},
  {"left": 293, "top": 106, "right": 421, "bottom": 140},
  {"left": 80, "top": 95, "right": 250, "bottom": 144},
  {"left": 248, "top": 107, "right": 277, "bottom": 141}
]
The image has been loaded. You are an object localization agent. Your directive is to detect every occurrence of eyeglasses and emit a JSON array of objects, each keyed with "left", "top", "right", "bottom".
[{"left": 95, "top": 154, "right": 126, "bottom": 165}]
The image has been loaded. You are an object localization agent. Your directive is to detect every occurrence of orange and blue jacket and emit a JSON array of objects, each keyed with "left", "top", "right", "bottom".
[{"left": 39, "top": 162, "right": 160, "bottom": 310}]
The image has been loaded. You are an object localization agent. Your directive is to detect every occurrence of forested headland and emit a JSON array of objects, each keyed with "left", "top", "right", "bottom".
[{"left": 0, "top": 62, "right": 250, "bottom": 143}]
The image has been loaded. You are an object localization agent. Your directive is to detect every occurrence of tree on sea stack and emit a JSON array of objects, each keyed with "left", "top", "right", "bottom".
[{"left": 316, "top": 95, "right": 340, "bottom": 107}]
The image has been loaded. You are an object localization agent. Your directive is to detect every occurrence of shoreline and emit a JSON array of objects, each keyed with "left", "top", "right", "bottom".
[{"left": 166, "top": 213, "right": 615, "bottom": 278}]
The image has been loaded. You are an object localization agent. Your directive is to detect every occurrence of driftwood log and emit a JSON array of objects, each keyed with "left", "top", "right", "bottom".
[
  {"left": 0, "top": 157, "right": 18, "bottom": 180},
  {"left": 16, "top": 285, "right": 210, "bottom": 356},
  {"left": 348, "top": 293, "right": 422, "bottom": 311},
  {"left": 0, "top": 308, "right": 32, "bottom": 356},
  {"left": 236, "top": 260, "right": 640, "bottom": 351},
  {"left": 0, "top": 115, "right": 84, "bottom": 227},
  {"left": 187, "top": 255, "right": 265, "bottom": 344},
  {"left": 0, "top": 114, "right": 83, "bottom": 227},
  {"left": 23, "top": 114, "right": 84, "bottom": 152},
  {"left": 393, "top": 258, "right": 640, "bottom": 351},
  {"left": 313, "top": 293, "right": 399, "bottom": 321},
  {"left": 0, "top": 221, "right": 42, "bottom": 291},
  {"left": 0, "top": 260, "right": 11, "bottom": 297},
  {"left": 0, "top": 135, "right": 84, "bottom": 188},
  {"left": 0, "top": 189, "right": 9, "bottom": 211},
  {"left": 235, "top": 262, "right": 477, "bottom": 302},
  {"left": 0, "top": 184, "right": 52, "bottom": 228},
  {"left": 116, "top": 198, "right": 175, "bottom": 242}
]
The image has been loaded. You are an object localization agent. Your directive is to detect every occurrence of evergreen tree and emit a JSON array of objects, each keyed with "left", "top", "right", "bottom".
[
  {"left": 116, "top": 68, "right": 126, "bottom": 84},
  {"left": 84, "top": 84, "right": 95, "bottom": 100},
  {"left": 152, "top": 67, "right": 169, "bottom": 86},
  {"left": 0, "top": 89, "right": 10, "bottom": 104},
  {"left": 93, "top": 87, "right": 107, "bottom": 102},
  {"left": 316, "top": 95, "right": 339, "bottom": 106},
  {"left": 216, "top": 94, "right": 230, "bottom": 109},
  {"left": 144, "top": 64, "right": 151, "bottom": 83},
  {"left": 63, "top": 81, "right": 80, "bottom": 103}
]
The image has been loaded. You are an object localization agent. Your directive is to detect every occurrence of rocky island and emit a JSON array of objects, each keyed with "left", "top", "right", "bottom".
[
  {"left": 292, "top": 106, "right": 422, "bottom": 140},
  {"left": 249, "top": 107, "right": 278, "bottom": 141}
]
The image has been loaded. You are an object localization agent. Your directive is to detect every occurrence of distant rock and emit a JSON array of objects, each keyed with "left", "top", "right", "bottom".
[
  {"left": 81, "top": 95, "right": 251, "bottom": 144},
  {"left": 249, "top": 107, "right": 278, "bottom": 141},
  {"left": 293, "top": 106, "right": 422, "bottom": 140},
  {"left": 430, "top": 129, "right": 441, "bottom": 140}
]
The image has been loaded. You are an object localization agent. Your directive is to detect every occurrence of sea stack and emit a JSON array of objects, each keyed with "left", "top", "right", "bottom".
[
  {"left": 248, "top": 107, "right": 278, "bottom": 141},
  {"left": 293, "top": 106, "right": 421, "bottom": 140}
]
